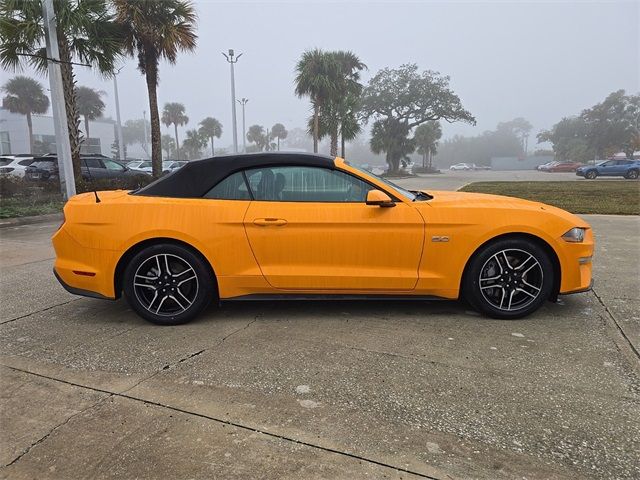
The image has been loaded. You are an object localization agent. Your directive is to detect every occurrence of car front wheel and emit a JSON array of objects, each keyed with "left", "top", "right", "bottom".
[
  {"left": 123, "top": 243, "right": 216, "bottom": 325},
  {"left": 463, "top": 238, "right": 554, "bottom": 319},
  {"left": 585, "top": 170, "right": 597, "bottom": 179}
]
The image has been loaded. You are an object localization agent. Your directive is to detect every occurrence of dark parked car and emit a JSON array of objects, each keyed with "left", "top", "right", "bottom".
[
  {"left": 25, "top": 156, "right": 146, "bottom": 181},
  {"left": 576, "top": 159, "right": 640, "bottom": 179},
  {"left": 24, "top": 157, "right": 59, "bottom": 181}
]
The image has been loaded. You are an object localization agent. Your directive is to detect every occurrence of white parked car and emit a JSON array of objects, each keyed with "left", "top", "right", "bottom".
[
  {"left": 449, "top": 163, "right": 472, "bottom": 171},
  {"left": 0, "top": 155, "right": 35, "bottom": 178},
  {"left": 127, "top": 160, "right": 187, "bottom": 175}
]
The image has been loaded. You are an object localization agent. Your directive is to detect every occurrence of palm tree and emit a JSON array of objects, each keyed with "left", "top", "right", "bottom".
[
  {"left": 161, "top": 134, "right": 176, "bottom": 159},
  {"left": 1, "top": 0, "right": 123, "bottom": 178},
  {"left": 414, "top": 121, "right": 442, "bottom": 169},
  {"left": 161, "top": 102, "right": 189, "bottom": 160},
  {"left": 1, "top": 76, "right": 49, "bottom": 154},
  {"left": 247, "top": 125, "right": 270, "bottom": 151},
  {"left": 182, "top": 129, "right": 205, "bottom": 160},
  {"left": 198, "top": 117, "right": 222, "bottom": 156},
  {"left": 271, "top": 123, "right": 288, "bottom": 151},
  {"left": 76, "top": 86, "right": 105, "bottom": 141},
  {"left": 338, "top": 94, "right": 362, "bottom": 159},
  {"left": 114, "top": 0, "right": 197, "bottom": 177},
  {"left": 295, "top": 49, "right": 338, "bottom": 153}
]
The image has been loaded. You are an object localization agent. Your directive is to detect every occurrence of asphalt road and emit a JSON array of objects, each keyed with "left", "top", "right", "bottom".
[{"left": 1, "top": 173, "right": 639, "bottom": 479}]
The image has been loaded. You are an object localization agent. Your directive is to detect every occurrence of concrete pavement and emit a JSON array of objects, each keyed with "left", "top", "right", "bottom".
[{"left": 0, "top": 176, "right": 638, "bottom": 479}]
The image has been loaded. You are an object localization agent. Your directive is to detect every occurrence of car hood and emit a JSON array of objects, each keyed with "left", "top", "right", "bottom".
[{"left": 417, "top": 190, "right": 589, "bottom": 227}]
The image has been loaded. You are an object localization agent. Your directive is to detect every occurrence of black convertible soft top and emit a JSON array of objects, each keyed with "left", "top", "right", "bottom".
[{"left": 133, "top": 152, "right": 335, "bottom": 198}]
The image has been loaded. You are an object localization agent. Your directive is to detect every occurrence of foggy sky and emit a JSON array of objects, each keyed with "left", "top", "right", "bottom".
[{"left": 3, "top": 0, "right": 639, "bottom": 150}]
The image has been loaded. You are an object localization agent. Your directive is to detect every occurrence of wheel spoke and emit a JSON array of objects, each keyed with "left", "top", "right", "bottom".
[
  {"left": 178, "top": 275, "right": 197, "bottom": 287},
  {"left": 147, "top": 291, "right": 159, "bottom": 310},
  {"left": 516, "top": 287, "right": 536, "bottom": 299},
  {"left": 134, "top": 283, "right": 156, "bottom": 290},
  {"left": 170, "top": 295, "right": 186, "bottom": 311},
  {"left": 522, "top": 279, "right": 541, "bottom": 292},
  {"left": 507, "top": 289, "right": 515, "bottom": 310},
  {"left": 515, "top": 254, "right": 533, "bottom": 271},
  {"left": 491, "top": 254, "right": 504, "bottom": 274},
  {"left": 164, "top": 255, "right": 173, "bottom": 275},
  {"left": 522, "top": 260, "right": 540, "bottom": 276},
  {"left": 498, "top": 288, "right": 506, "bottom": 309},
  {"left": 136, "top": 274, "right": 158, "bottom": 281},
  {"left": 502, "top": 251, "right": 513, "bottom": 270},
  {"left": 173, "top": 267, "right": 194, "bottom": 278},
  {"left": 155, "top": 295, "right": 169, "bottom": 314},
  {"left": 480, "top": 275, "right": 501, "bottom": 283},
  {"left": 176, "top": 288, "right": 193, "bottom": 307}
]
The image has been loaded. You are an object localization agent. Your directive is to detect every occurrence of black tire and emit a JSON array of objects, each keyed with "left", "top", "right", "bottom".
[
  {"left": 463, "top": 238, "right": 554, "bottom": 319},
  {"left": 585, "top": 170, "right": 597, "bottom": 179},
  {"left": 625, "top": 169, "right": 639, "bottom": 180},
  {"left": 123, "top": 243, "right": 216, "bottom": 325}
]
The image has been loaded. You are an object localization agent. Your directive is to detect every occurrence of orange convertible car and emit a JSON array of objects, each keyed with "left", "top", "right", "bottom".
[{"left": 53, "top": 153, "right": 593, "bottom": 325}]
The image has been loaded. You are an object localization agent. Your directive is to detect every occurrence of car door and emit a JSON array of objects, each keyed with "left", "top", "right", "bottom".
[
  {"left": 242, "top": 165, "right": 425, "bottom": 291},
  {"left": 597, "top": 160, "right": 617, "bottom": 176}
]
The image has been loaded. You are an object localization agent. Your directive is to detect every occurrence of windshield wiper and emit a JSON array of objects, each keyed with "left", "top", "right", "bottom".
[{"left": 411, "top": 190, "right": 433, "bottom": 201}]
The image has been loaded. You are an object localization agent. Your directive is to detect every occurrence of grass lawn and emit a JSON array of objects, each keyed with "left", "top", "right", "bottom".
[
  {"left": 459, "top": 180, "right": 639, "bottom": 215},
  {"left": 0, "top": 197, "right": 65, "bottom": 219}
]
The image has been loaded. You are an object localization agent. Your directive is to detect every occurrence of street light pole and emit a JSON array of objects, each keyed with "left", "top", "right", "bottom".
[
  {"left": 222, "top": 49, "right": 242, "bottom": 153},
  {"left": 112, "top": 66, "right": 125, "bottom": 161},
  {"left": 41, "top": 0, "right": 75, "bottom": 200},
  {"left": 237, "top": 98, "right": 248, "bottom": 153}
]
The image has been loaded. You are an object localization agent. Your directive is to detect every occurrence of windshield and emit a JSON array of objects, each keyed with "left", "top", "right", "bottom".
[
  {"left": 0, "top": 159, "right": 10, "bottom": 166},
  {"left": 347, "top": 163, "right": 416, "bottom": 201}
]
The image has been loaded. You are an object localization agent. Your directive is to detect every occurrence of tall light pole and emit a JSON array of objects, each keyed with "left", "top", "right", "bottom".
[
  {"left": 222, "top": 49, "right": 242, "bottom": 153},
  {"left": 112, "top": 66, "right": 125, "bottom": 161},
  {"left": 237, "top": 97, "right": 248, "bottom": 153},
  {"left": 42, "top": 0, "right": 75, "bottom": 199}
]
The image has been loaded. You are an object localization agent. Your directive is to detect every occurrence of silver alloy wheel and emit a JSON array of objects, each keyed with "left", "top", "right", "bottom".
[
  {"left": 478, "top": 248, "right": 544, "bottom": 312},
  {"left": 133, "top": 253, "right": 199, "bottom": 317}
]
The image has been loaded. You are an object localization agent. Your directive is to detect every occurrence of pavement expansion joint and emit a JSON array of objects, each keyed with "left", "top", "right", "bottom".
[
  {"left": 591, "top": 288, "right": 640, "bottom": 362},
  {"left": 0, "top": 298, "right": 81, "bottom": 326},
  {"left": 1, "top": 364, "right": 441, "bottom": 480},
  {"left": 2, "top": 392, "right": 114, "bottom": 468}
]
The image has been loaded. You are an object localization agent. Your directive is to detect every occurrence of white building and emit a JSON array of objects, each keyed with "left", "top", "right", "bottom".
[{"left": 0, "top": 107, "right": 115, "bottom": 157}]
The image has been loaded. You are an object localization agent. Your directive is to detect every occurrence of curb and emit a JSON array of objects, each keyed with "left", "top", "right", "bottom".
[{"left": 0, "top": 212, "right": 63, "bottom": 229}]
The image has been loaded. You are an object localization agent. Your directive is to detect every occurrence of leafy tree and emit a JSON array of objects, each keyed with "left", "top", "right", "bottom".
[
  {"left": 537, "top": 117, "right": 593, "bottom": 162},
  {"left": 122, "top": 118, "right": 151, "bottom": 156},
  {"left": 271, "top": 123, "right": 288, "bottom": 151},
  {"left": 114, "top": 0, "right": 197, "bottom": 177},
  {"left": 295, "top": 48, "right": 338, "bottom": 153},
  {"left": 76, "top": 86, "right": 105, "bottom": 140},
  {"left": 361, "top": 64, "right": 475, "bottom": 172},
  {"left": 436, "top": 125, "right": 522, "bottom": 167},
  {"left": 497, "top": 117, "right": 532, "bottom": 153},
  {"left": 198, "top": 117, "right": 222, "bottom": 156},
  {"left": 181, "top": 129, "right": 205, "bottom": 160},
  {"left": 581, "top": 90, "right": 640, "bottom": 158},
  {"left": 161, "top": 134, "right": 176, "bottom": 159},
  {"left": 161, "top": 102, "right": 189, "bottom": 160},
  {"left": 0, "top": 0, "right": 123, "bottom": 177},
  {"left": 1, "top": 75, "right": 49, "bottom": 153},
  {"left": 414, "top": 121, "right": 442, "bottom": 169}
]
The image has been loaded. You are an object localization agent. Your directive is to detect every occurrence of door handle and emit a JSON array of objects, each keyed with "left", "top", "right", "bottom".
[{"left": 253, "top": 218, "right": 288, "bottom": 226}]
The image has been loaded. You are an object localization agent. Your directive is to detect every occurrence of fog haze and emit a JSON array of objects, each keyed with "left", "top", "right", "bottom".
[{"left": 6, "top": 0, "right": 639, "bottom": 150}]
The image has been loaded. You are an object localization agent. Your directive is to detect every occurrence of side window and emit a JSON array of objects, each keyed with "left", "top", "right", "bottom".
[
  {"left": 103, "top": 159, "right": 124, "bottom": 171},
  {"left": 204, "top": 171, "right": 251, "bottom": 200},
  {"left": 83, "top": 158, "right": 103, "bottom": 168},
  {"left": 246, "top": 166, "right": 373, "bottom": 202}
]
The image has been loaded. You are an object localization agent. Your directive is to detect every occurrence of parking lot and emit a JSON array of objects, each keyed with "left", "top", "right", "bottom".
[{"left": 1, "top": 171, "right": 639, "bottom": 479}]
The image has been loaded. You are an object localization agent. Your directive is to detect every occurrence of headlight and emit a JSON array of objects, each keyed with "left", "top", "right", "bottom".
[{"left": 562, "top": 227, "right": 585, "bottom": 243}]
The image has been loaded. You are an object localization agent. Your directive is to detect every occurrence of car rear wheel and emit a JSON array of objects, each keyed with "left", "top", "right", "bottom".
[
  {"left": 625, "top": 169, "right": 638, "bottom": 179},
  {"left": 463, "top": 238, "right": 553, "bottom": 319},
  {"left": 585, "top": 170, "right": 597, "bottom": 179},
  {"left": 123, "top": 243, "right": 216, "bottom": 325}
]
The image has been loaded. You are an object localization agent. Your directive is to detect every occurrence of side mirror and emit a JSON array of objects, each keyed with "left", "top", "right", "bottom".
[{"left": 366, "top": 189, "right": 395, "bottom": 207}]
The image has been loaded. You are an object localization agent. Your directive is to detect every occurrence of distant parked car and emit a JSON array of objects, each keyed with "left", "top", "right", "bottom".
[
  {"left": 546, "top": 161, "right": 584, "bottom": 173},
  {"left": 163, "top": 160, "right": 187, "bottom": 174},
  {"left": 0, "top": 155, "right": 34, "bottom": 178},
  {"left": 24, "top": 157, "right": 59, "bottom": 181},
  {"left": 450, "top": 163, "right": 472, "bottom": 171},
  {"left": 471, "top": 163, "right": 491, "bottom": 171},
  {"left": 576, "top": 159, "right": 640, "bottom": 179},
  {"left": 537, "top": 161, "right": 559, "bottom": 171},
  {"left": 126, "top": 160, "right": 151, "bottom": 173},
  {"left": 81, "top": 157, "right": 146, "bottom": 180}
]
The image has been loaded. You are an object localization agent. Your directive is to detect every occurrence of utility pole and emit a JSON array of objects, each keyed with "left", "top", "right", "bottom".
[
  {"left": 142, "top": 110, "right": 149, "bottom": 158},
  {"left": 112, "top": 66, "right": 125, "bottom": 161},
  {"left": 222, "top": 49, "right": 242, "bottom": 153},
  {"left": 237, "top": 98, "right": 248, "bottom": 153},
  {"left": 42, "top": 0, "right": 75, "bottom": 199}
]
